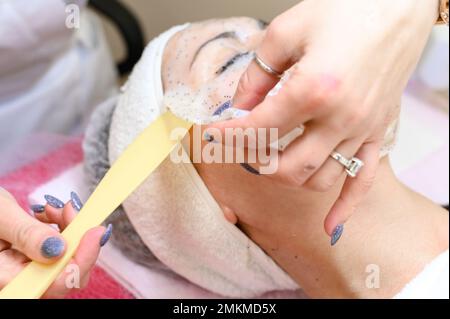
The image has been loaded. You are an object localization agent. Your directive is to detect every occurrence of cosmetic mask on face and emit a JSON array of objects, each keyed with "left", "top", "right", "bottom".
[
  {"left": 108, "top": 23, "right": 300, "bottom": 298},
  {"left": 161, "top": 18, "right": 267, "bottom": 124},
  {"left": 164, "top": 52, "right": 254, "bottom": 124},
  {"left": 165, "top": 63, "right": 398, "bottom": 155},
  {"left": 108, "top": 20, "right": 399, "bottom": 298}
]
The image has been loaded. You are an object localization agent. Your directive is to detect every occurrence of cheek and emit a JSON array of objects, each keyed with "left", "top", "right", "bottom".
[
  {"left": 205, "top": 70, "right": 242, "bottom": 111},
  {"left": 163, "top": 57, "right": 252, "bottom": 124},
  {"left": 163, "top": 78, "right": 235, "bottom": 124}
]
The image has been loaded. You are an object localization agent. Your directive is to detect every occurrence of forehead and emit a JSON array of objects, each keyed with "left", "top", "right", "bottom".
[
  {"left": 162, "top": 18, "right": 263, "bottom": 86},
  {"left": 173, "top": 17, "right": 262, "bottom": 44},
  {"left": 164, "top": 17, "right": 262, "bottom": 65},
  {"left": 161, "top": 18, "right": 264, "bottom": 123}
]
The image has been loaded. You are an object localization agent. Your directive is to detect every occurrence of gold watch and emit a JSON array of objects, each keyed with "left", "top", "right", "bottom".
[{"left": 436, "top": 0, "right": 449, "bottom": 25}]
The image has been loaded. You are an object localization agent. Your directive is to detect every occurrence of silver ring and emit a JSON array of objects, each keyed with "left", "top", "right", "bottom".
[
  {"left": 254, "top": 55, "right": 283, "bottom": 78},
  {"left": 330, "top": 151, "right": 364, "bottom": 178}
]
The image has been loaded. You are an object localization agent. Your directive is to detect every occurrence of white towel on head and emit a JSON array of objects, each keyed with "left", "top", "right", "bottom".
[
  {"left": 109, "top": 24, "right": 189, "bottom": 155},
  {"left": 108, "top": 24, "right": 299, "bottom": 297}
]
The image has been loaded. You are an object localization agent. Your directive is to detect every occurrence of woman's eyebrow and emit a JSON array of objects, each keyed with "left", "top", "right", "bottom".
[{"left": 190, "top": 31, "right": 237, "bottom": 68}]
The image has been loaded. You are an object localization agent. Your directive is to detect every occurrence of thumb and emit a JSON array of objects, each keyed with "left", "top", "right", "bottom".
[
  {"left": 0, "top": 194, "right": 66, "bottom": 264},
  {"left": 0, "top": 187, "right": 16, "bottom": 202}
]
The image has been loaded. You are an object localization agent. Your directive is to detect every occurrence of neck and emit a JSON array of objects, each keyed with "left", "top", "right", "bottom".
[
  {"left": 196, "top": 154, "right": 448, "bottom": 298},
  {"left": 234, "top": 158, "right": 449, "bottom": 298}
]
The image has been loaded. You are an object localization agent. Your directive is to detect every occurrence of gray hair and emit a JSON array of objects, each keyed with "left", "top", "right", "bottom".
[{"left": 83, "top": 98, "right": 171, "bottom": 273}]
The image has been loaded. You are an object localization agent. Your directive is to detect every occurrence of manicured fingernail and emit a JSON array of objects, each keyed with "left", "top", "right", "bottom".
[
  {"left": 240, "top": 163, "right": 260, "bottom": 176},
  {"left": 331, "top": 224, "right": 344, "bottom": 246},
  {"left": 100, "top": 224, "right": 113, "bottom": 247},
  {"left": 30, "top": 204, "right": 45, "bottom": 213},
  {"left": 41, "top": 237, "right": 65, "bottom": 258},
  {"left": 70, "top": 191, "right": 83, "bottom": 212},
  {"left": 203, "top": 131, "right": 215, "bottom": 143},
  {"left": 44, "top": 194, "right": 64, "bottom": 209},
  {"left": 213, "top": 100, "right": 233, "bottom": 116}
]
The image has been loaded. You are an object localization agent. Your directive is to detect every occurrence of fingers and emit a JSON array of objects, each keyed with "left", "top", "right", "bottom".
[
  {"left": 36, "top": 204, "right": 65, "bottom": 230},
  {"left": 274, "top": 123, "right": 342, "bottom": 187},
  {"left": 34, "top": 192, "right": 82, "bottom": 230},
  {"left": 209, "top": 71, "right": 333, "bottom": 148},
  {"left": 233, "top": 12, "right": 307, "bottom": 109},
  {"left": 62, "top": 203, "right": 78, "bottom": 230},
  {"left": 32, "top": 194, "right": 65, "bottom": 226},
  {"left": 0, "top": 195, "right": 66, "bottom": 264},
  {"left": 305, "top": 138, "right": 365, "bottom": 192},
  {"left": 324, "top": 141, "right": 382, "bottom": 238},
  {"left": 232, "top": 57, "right": 281, "bottom": 110},
  {"left": 43, "top": 226, "right": 106, "bottom": 298},
  {"left": 73, "top": 227, "right": 104, "bottom": 275}
]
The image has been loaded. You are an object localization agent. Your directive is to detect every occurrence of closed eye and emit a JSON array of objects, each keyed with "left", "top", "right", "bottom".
[{"left": 215, "top": 52, "right": 250, "bottom": 75}]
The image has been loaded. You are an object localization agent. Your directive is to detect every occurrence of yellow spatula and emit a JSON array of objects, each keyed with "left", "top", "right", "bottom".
[{"left": 0, "top": 111, "right": 192, "bottom": 299}]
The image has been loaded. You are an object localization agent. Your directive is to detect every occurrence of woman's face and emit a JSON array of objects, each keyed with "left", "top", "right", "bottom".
[
  {"left": 161, "top": 18, "right": 272, "bottom": 226},
  {"left": 162, "top": 17, "right": 266, "bottom": 123}
]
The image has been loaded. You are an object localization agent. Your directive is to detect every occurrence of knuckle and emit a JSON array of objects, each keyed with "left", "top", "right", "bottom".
[
  {"left": 310, "top": 87, "right": 331, "bottom": 110},
  {"left": 359, "top": 174, "right": 376, "bottom": 193},
  {"left": 306, "top": 177, "right": 335, "bottom": 192},
  {"left": 280, "top": 83, "right": 304, "bottom": 109},
  {"left": 266, "top": 17, "right": 286, "bottom": 42},
  {"left": 345, "top": 106, "right": 369, "bottom": 126},
  {"left": 284, "top": 175, "right": 305, "bottom": 188},
  {"left": 284, "top": 162, "right": 318, "bottom": 188},
  {"left": 264, "top": 18, "right": 294, "bottom": 61},
  {"left": 303, "top": 76, "right": 337, "bottom": 113},
  {"left": 13, "top": 223, "right": 35, "bottom": 251}
]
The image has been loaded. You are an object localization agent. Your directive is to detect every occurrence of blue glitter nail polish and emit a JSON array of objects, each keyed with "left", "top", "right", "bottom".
[
  {"left": 70, "top": 191, "right": 83, "bottom": 212},
  {"left": 213, "top": 100, "right": 233, "bottom": 116},
  {"left": 41, "top": 237, "right": 65, "bottom": 258},
  {"left": 240, "top": 163, "right": 260, "bottom": 176},
  {"left": 44, "top": 194, "right": 64, "bottom": 209},
  {"left": 100, "top": 224, "right": 113, "bottom": 247},
  {"left": 31, "top": 204, "right": 45, "bottom": 213},
  {"left": 331, "top": 224, "right": 344, "bottom": 246}
]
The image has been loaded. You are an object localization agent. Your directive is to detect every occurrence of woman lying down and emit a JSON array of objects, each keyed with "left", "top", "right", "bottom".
[{"left": 84, "top": 17, "right": 449, "bottom": 299}]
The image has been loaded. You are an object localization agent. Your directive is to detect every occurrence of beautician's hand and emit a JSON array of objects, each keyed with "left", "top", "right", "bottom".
[
  {"left": 210, "top": 0, "right": 439, "bottom": 238},
  {"left": 0, "top": 187, "right": 110, "bottom": 298}
]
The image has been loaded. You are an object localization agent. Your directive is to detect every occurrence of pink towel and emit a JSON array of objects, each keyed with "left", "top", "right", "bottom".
[{"left": 0, "top": 137, "right": 134, "bottom": 299}]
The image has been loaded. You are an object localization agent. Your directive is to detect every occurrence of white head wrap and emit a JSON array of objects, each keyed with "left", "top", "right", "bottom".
[{"left": 108, "top": 24, "right": 299, "bottom": 297}]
